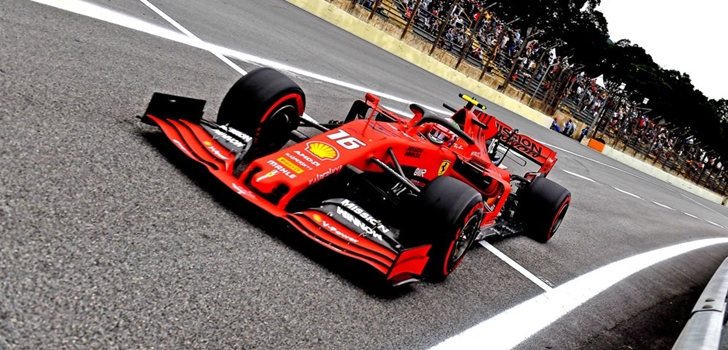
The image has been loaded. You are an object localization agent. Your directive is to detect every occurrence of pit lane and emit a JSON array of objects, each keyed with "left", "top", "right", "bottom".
[{"left": 2, "top": 0, "right": 728, "bottom": 348}]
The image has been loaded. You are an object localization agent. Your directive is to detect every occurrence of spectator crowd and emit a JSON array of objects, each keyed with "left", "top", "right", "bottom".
[{"left": 355, "top": 0, "right": 725, "bottom": 189}]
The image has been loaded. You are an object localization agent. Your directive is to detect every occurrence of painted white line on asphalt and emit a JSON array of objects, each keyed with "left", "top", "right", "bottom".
[
  {"left": 612, "top": 187, "right": 641, "bottom": 200},
  {"left": 541, "top": 141, "right": 657, "bottom": 184},
  {"left": 681, "top": 193, "right": 724, "bottom": 217},
  {"left": 137, "top": 0, "right": 246, "bottom": 75},
  {"left": 479, "top": 241, "right": 553, "bottom": 292},
  {"left": 683, "top": 212, "right": 699, "bottom": 219},
  {"left": 381, "top": 105, "right": 414, "bottom": 118},
  {"left": 135, "top": 0, "right": 323, "bottom": 125},
  {"left": 432, "top": 238, "right": 728, "bottom": 350},
  {"left": 651, "top": 201, "right": 674, "bottom": 210},
  {"left": 561, "top": 169, "right": 596, "bottom": 183},
  {"left": 32, "top": 0, "right": 448, "bottom": 118},
  {"left": 706, "top": 220, "right": 725, "bottom": 229}
]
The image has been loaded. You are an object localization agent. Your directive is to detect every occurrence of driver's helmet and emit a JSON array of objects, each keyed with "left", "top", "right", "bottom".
[
  {"left": 420, "top": 122, "right": 455, "bottom": 145},
  {"left": 428, "top": 126, "right": 447, "bottom": 144}
]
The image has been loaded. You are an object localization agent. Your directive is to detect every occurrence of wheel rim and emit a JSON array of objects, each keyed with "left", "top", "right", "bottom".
[
  {"left": 256, "top": 103, "right": 297, "bottom": 150},
  {"left": 551, "top": 212, "right": 565, "bottom": 234},
  {"left": 449, "top": 212, "right": 482, "bottom": 268}
]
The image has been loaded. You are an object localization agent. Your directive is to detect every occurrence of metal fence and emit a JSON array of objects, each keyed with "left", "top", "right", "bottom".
[
  {"left": 591, "top": 108, "right": 728, "bottom": 195},
  {"left": 344, "top": 0, "right": 588, "bottom": 119}
]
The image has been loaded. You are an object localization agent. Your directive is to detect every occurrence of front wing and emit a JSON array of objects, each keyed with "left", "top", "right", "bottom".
[{"left": 139, "top": 93, "right": 431, "bottom": 285}]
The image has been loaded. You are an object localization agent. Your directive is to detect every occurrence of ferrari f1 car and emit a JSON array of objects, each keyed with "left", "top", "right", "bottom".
[{"left": 139, "top": 67, "right": 570, "bottom": 285}]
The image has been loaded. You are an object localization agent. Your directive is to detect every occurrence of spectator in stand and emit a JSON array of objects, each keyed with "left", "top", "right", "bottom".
[
  {"left": 579, "top": 126, "right": 589, "bottom": 142},
  {"left": 562, "top": 119, "right": 575, "bottom": 137}
]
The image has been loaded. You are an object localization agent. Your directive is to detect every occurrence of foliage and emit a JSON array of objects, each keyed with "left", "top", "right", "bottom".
[
  {"left": 491, "top": 0, "right": 725, "bottom": 156},
  {"left": 601, "top": 40, "right": 726, "bottom": 156}
]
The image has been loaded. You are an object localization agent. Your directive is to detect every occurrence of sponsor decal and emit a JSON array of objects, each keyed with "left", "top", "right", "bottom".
[
  {"left": 306, "top": 142, "right": 339, "bottom": 161},
  {"left": 313, "top": 214, "right": 358, "bottom": 244},
  {"left": 285, "top": 152, "right": 315, "bottom": 170},
  {"left": 495, "top": 123, "right": 544, "bottom": 161},
  {"left": 335, "top": 206, "right": 383, "bottom": 241},
  {"left": 414, "top": 168, "right": 427, "bottom": 177},
  {"left": 438, "top": 160, "right": 451, "bottom": 176},
  {"left": 265, "top": 159, "right": 297, "bottom": 179},
  {"left": 308, "top": 165, "right": 343, "bottom": 185},
  {"left": 203, "top": 140, "right": 229, "bottom": 160},
  {"left": 411, "top": 179, "right": 426, "bottom": 187},
  {"left": 292, "top": 150, "right": 321, "bottom": 167},
  {"left": 326, "top": 129, "right": 366, "bottom": 150},
  {"left": 277, "top": 157, "right": 304, "bottom": 174},
  {"left": 405, "top": 146, "right": 423, "bottom": 158},
  {"left": 255, "top": 170, "right": 278, "bottom": 182},
  {"left": 340, "top": 199, "right": 390, "bottom": 234},
  {"left": 211, "top": 128, "right": 247, "bottom": 149}
]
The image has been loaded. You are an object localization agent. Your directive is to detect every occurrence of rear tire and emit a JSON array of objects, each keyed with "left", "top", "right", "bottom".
[
  {"left": 405, "top": 176, "right": 484, "bottom": 281},
  {"left": 519, "top": 177, "right": 571, "bottom": 243},
  {"left": 217, "top": 67, "right": 305, "bottom": 159}
]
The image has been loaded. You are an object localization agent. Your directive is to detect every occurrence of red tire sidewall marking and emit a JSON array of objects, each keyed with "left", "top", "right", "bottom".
[
  {"left": 442, "top": 201, "right": 484, "bottom": 277},
  {"left": 546, "top": 196, "right": 570, "bottom": 241},
  {"left": 255, "top": 92, "right": 304, "bottom": 140}
]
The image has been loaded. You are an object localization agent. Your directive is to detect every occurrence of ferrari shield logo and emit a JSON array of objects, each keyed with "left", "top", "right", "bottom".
[{"left": 438, "top": 160, "right": 451, "bottom": 176}]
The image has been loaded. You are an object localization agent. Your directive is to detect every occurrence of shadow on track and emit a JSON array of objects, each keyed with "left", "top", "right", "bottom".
[{"left": 139, "top": 129, "right": 414, "bottom": 299}]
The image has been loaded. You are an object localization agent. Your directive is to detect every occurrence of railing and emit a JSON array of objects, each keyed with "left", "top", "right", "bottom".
[
  {"left": 673, "top": 257, "right": 728, "bottom": 350},
  {"left": 592, "top": 121, "right": 728, "bottom": 194},
  {"left": 344, "top": 0, "right": 570, "bottom": 113}
]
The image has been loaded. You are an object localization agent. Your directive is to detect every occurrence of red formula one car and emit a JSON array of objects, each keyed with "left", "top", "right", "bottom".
[{"left": 139, "top": 68, "right": 570, "bottom": 285}]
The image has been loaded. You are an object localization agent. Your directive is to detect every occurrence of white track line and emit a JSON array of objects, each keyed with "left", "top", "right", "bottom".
[
  {"left": 651, "top": 201, "right": 674, "bottom": 210},
  {"left": 431, "top": 238, "right": 728, "bottom": 350},
  {"left": 541, "top": 141, "right": 647, "bottom": 180},
  {"left": 561, "top": 169, "right": 596, "bottom": 183},
  {"left": 139, "top": 0, "right": 246, "bottom": 75},
  {"left": 137, "top": 0, "right": 331, "bottom": 125},
  {"left": 33, "top": 0, "right": 448, "bottom": 119},
  {"left": 480, "top": 242, "right": 553, "bottom": 292},
  {"left": 681, "top": 193, "right": 724, "bottom": 217},
  {"left": 683, "top": 212, "right": 699, "bottom": 219},
  {"left": 706, "top": 220, "right": 725, "bottom": 229},
  {"left": 612, "top": 187, "right": 642, "bottom": 200}
]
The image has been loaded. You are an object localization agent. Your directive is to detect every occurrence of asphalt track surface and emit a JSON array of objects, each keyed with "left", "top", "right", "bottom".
[{"left": 2, "top": 0, "right": 728, "bottom": 349}]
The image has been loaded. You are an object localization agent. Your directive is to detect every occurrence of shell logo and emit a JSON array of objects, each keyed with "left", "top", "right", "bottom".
[
  {"left": 312, "top": 213, "right": 322, "bottom": 223},
  {"left": 306, "top": 142, "right": 339, "bottom": 161},
  {"left": 203, "top": 140, "right": 212, "bottom": 146}
]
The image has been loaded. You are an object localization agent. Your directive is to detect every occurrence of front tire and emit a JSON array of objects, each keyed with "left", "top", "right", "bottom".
[
  {"left": 406, "top": 176, "right": 484, "bottom": 281},
  {"left": 217, "top": 67, "right": 305, "bottom": 159}
]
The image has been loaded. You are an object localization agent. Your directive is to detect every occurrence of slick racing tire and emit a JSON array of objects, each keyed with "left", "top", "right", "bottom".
[
  {"left": 412, "top": 176, "right": 484, "bottom": 282},
  {"left": 217, "top": 67, "right": 305, "bottom": 159},
  {"left": 519, "top": 176, "right": 571, "bottom": 243}
]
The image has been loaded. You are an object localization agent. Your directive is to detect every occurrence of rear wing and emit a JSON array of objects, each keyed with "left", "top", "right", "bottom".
[{"left": 475, "top": 111, "right": 557, "bottom": 174}]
